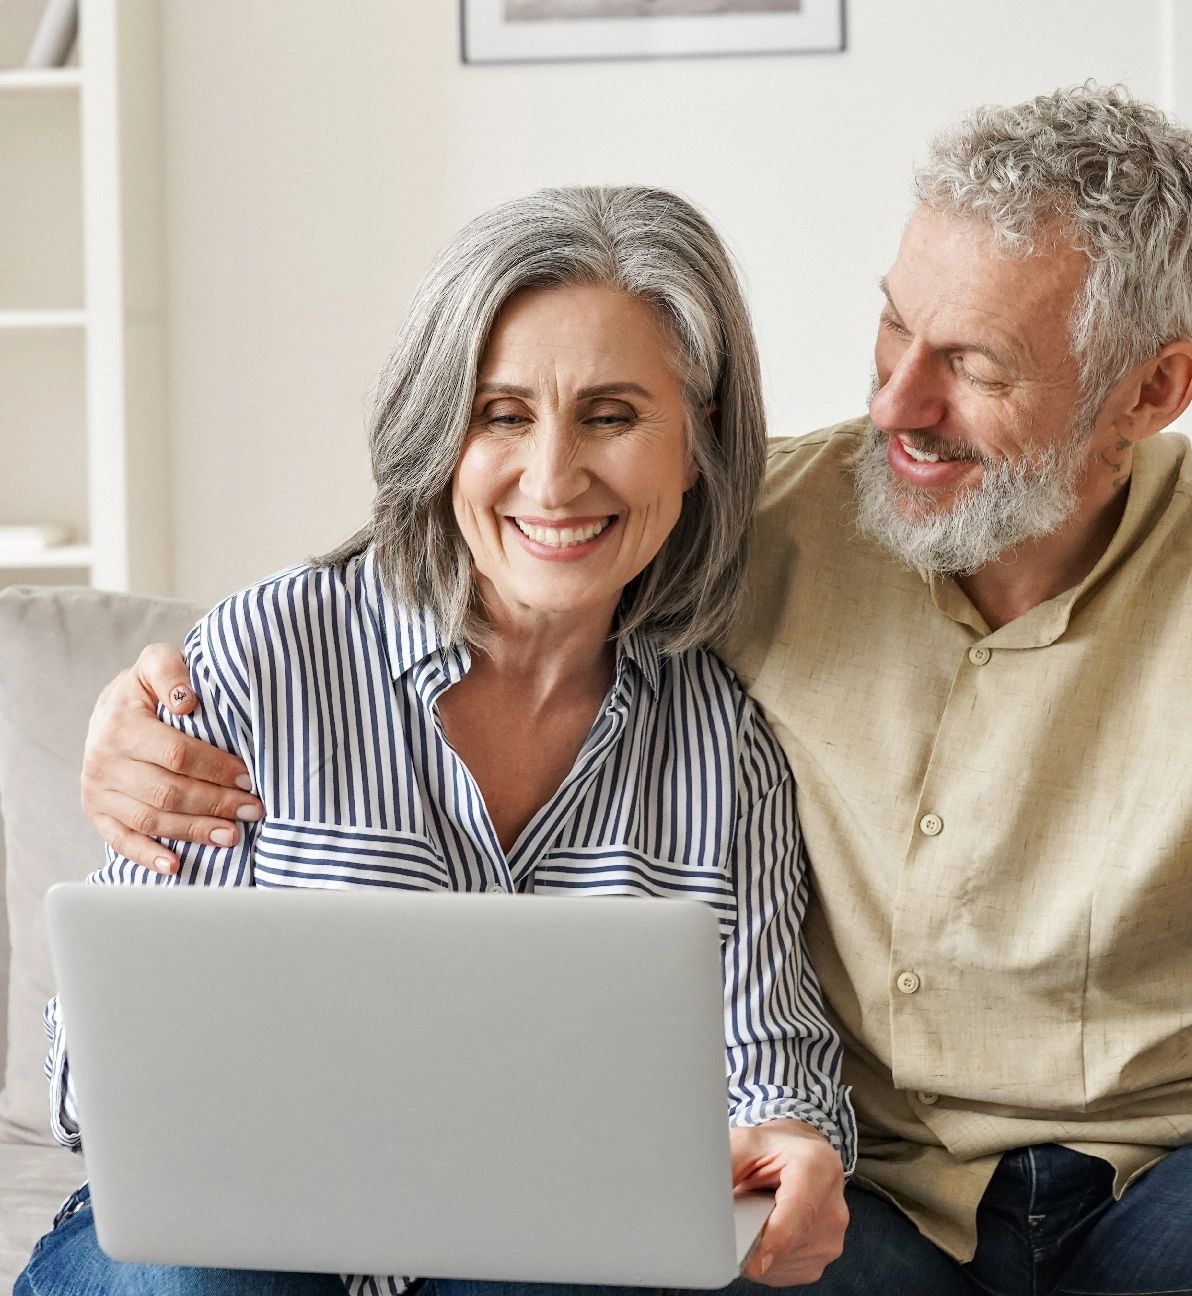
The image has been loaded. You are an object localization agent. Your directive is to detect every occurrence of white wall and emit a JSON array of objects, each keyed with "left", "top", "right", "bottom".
[{"left": 159, "top": 1, "right": 1171, "bottom": 607}]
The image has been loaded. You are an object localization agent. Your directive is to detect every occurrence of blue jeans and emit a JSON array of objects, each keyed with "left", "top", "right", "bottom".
[
  {"left": 15, "top": 1186, "right": 342, "bottom": 1296},
  {"left": 17, "top": 1145, "right": 1192, "bottom": 1296}
]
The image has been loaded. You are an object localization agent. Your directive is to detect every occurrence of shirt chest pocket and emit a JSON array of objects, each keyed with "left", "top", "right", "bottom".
[
  {"left": 533, "top": 847, "right": 737, "bottom": 941},
  {"left": 254, "top": 817, "right": 449, "bottom": 892}
]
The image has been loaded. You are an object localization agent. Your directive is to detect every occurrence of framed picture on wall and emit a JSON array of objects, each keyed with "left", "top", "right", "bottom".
[{"left": 460, "top": 0, "right": 845, "bottom": 65}]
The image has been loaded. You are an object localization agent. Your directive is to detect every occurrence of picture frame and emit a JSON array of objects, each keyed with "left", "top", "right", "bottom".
[{"left": 460, "top": 0, "right": 846, "bottom": 66}]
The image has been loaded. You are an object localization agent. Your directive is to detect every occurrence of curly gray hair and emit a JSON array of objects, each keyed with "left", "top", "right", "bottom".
[
  {"left": 913, "top": 82, "right": 1192, "bottom": 417},
  {"left": 321, "top": 184, "right": 766, "bottom": 654}
]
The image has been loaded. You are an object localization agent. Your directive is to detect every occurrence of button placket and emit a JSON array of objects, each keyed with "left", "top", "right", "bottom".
[{"left": 888, "top": 641, "right": 986, "bottom": 1088}]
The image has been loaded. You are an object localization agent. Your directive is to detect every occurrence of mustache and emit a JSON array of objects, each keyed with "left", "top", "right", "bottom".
[{"left": 874, "top": 424, "right": 990, "bottom": 466}]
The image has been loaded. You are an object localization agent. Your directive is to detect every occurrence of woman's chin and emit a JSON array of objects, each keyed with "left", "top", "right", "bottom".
[{"left": 482, "top": 576, "right": 625, "bottom": 623}]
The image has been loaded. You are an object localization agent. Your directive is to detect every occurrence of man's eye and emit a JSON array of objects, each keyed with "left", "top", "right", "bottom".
[
  {"left": 961, "top": 367, "right": 1002, "bottom": 391},
  {"left": 881, "top": 314, "right": 909, "bottom": 337}
]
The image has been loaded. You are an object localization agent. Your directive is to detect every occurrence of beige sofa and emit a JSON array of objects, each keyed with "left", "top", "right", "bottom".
[{"left": 0, "top": 585, "right": 206, "bottom": 1292}]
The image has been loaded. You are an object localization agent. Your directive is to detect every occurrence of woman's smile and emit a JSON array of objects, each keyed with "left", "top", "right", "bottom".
[{"left": 509, "top": 513, "right": 618, "bottom": 559}]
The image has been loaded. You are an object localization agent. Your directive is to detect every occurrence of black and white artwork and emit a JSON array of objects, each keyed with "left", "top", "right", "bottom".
[
  {"left": 461, "top": 0, "right": 844, "bottom": 64},
  {"left": 505, "top": 2, "right": 803, "bottom": 17}
]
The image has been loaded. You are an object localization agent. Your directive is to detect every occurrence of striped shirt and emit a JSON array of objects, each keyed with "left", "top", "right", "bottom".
[{"left": 46, "top": 550, "right": 855, "bottom": 1294}]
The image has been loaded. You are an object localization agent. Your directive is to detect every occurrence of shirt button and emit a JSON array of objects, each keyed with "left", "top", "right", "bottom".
[
  {"left": 896, "top": 971, "right": 921, "bottom": 994},
  {"left": 917, "top": 1091, "right": 939, "bottom": 1105},
  {"left": 919, "top": 813, "right": 943, "bottom": 837},
  {"left": 968, "top": 645, "right": 991, "bottom": 666}
]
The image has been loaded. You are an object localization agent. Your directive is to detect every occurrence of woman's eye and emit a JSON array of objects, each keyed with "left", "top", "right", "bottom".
[
  {"left": 584, "top": 404, "right": 635, "bottom": 432},
  {"left": 476, "top": 405, "right": 531, "bottom": 430}
]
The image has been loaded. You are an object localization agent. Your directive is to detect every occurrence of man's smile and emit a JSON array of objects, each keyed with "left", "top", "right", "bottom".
[{"left": 886, "top": 432, "right": 982, "bottom": 488}]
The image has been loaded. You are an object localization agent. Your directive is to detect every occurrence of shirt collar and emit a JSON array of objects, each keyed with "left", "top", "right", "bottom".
[
  {"left": 617, "top": 622, "right": 662, "bottom": 695},
  {"left": 360, "top": 548, "right": 663, "bottom": 694},
  {"left": 358, "top": 551, "right": 449, "bottom": 679},
  {"left": 924, "top": 433, "right": 1187, "bottom": 649}
]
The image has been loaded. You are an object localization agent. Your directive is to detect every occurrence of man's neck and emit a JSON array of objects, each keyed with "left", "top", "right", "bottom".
[{"left": 955, "top": 471, "right": 1131, "bottom": 633}]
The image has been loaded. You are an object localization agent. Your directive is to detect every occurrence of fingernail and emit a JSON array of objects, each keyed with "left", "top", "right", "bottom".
[
  {"left": 154, "top": 856, "right": 175, "bottom": 874},
  {"left": 235, "top": 775, "right": 253, "bottom": 791},
  {"left": 211, "top": 827, "right": 236, "bottom": 847},
  {"left": 168, "top": 686, "right": 192, "bottom": 709},
  {"left": 236, "top": 804, "right": 262, "bottom": 822}
]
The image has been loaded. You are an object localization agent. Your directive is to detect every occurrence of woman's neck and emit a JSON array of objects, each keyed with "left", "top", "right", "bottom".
[
  {"left": 436, "top": 581, "right": 622, "bottom": 854},
  {"left": 470, "top": 581, "right": 619, "bottom": 710}
]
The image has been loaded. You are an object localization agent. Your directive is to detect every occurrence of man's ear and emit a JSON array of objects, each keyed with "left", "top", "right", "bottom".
[{"left": 1111, "top": 341, "right": 1192, "bottom": 443}]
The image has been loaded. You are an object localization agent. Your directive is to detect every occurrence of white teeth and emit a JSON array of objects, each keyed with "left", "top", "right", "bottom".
[
  {"left": 901, "top": 440, "right": 941, "bottom": 463},
  {"left": 514, "top": 517, "right": 611, "bottom": 548}
]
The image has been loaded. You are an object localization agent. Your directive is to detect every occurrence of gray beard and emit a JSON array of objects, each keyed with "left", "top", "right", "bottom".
[{"left": 852, "top": 419, "right": 1092, "bottom": 576}]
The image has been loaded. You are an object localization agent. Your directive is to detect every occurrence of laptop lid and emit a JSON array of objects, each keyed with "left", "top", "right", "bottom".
[{"left": 46, "top": 884, "right": 760, "bottom": 1287}]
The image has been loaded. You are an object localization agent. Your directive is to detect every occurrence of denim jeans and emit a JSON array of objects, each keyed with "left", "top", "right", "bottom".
[
  {"left": 15, "top": 1185, "right": 342, "bottom": 1296},
  {"left": 780, "top": 1142, "right": 1192, "bottom": 1296},
  {"left": 17, "top": 1144, "right": 1192, "bottom": 1296}
]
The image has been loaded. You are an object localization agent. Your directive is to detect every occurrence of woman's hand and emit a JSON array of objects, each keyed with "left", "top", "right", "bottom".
[
  {"left": 80, "top": 643, "right": 264, "bottom": 874},
  {"left": 731, "top": 1119, "right": 849, "bottom": 1286}
]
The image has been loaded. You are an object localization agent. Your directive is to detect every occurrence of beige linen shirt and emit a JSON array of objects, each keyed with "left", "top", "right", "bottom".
[{"left": 722, "top": 418, "right": 1192, "bottom": 1262}]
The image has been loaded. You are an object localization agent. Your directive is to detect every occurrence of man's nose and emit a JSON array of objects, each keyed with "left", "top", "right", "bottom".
[
  {"left": 519, "top": 424, "right": 590, "bottom": 508},
  {"left": 870, "top": 345, "right": 947, "bottom": 431}
]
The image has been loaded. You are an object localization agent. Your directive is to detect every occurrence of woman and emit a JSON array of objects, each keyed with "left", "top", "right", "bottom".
[{"left": 24, "top": 186, "right": 852, "bottom": 1296}]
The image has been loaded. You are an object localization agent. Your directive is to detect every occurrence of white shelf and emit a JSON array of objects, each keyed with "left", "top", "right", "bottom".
[
  {"left": 2, "top": 0, "right": 168, "bottom": 596},
  {"left": 0, "top": 68, "right": 83, "bottom": 93},
  {"left": 0, "top": 308, "right": 86, "bottom": 329},
  {"left": 0, "top": 544, "right": 92, "bottom": 569}
]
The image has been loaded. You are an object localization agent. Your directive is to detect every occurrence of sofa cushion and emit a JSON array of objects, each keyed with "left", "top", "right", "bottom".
[
  {"left": 0, "top": 815, "right": 8, "bottom": 1115},
  {"left": 0, "top": 1140, "right": 88, "bottom": 1291},
  {"left": 0, "top": 586, "right": 207, "bottom": 1145}
]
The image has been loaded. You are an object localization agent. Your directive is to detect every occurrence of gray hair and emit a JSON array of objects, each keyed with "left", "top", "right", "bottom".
[
  {"left": 913, "top": 82, "right": 1192, "bottom": 416},
  {"left": 321, "top": 184, "right": 766, "bottom": 654}
]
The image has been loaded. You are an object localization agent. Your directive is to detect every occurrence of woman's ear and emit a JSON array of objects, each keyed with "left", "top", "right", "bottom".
[{"left": 684, "top": 402, "right": 716, "bottom": 492}]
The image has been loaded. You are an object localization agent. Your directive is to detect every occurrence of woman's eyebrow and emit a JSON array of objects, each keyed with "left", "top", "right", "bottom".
[
  {"left": 473, "top": 380, "right": 654, "bottom": 399},
  {"left": 576, "top": 382, "right": 653, "bottom": 399},
  {"left": 474, "top": 382, "right": 535, "bottom": 397}
]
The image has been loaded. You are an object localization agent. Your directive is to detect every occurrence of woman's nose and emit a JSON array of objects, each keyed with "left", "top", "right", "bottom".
[
  {"left": 870, "top": 345, "right": 947, "bottom": 432},
  {"left": 519, "top": 426, "right": 590, "bottom": 508}
]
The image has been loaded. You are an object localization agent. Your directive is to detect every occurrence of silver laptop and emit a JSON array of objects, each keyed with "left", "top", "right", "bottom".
[{"left": 45, "top": 884, "right": 774, "bottom": 1287}]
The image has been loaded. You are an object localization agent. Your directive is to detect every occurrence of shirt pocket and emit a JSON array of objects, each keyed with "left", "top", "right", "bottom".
[
  {"left": 533, "top": 846, "right": 737, "bottom": 941},
  {"left": 254, "top": 817, "right": 449, "bottom": 892}
]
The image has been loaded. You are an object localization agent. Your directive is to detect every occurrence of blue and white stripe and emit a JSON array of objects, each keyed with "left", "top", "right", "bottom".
[{"left": 46, "top": 549, "right": 854, "bottom": 1295}]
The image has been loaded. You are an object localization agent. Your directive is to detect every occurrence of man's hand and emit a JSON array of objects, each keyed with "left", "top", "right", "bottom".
[
  {"left": 80, "top": 643, "right": 263, "bottom": 875},
  {"left": 732, "top": 1119, "right": 848, "bottom": 1286}
]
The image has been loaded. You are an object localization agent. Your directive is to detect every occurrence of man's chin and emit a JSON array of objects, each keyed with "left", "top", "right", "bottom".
[
  {"left": 885, "top": 470, "right": 983, "bottom": 523},
  {"left": 854, "top": 418, "right": 1084, "bottom": 576}
]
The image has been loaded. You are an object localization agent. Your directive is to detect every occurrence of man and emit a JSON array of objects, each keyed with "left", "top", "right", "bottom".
[{"left": 78, "top": 85, "right": 1192, "bottom": 1292}]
